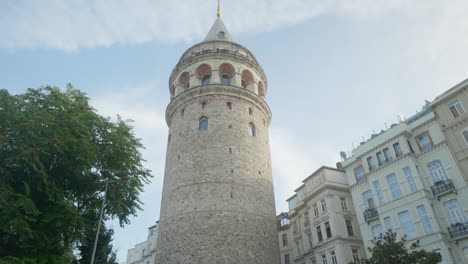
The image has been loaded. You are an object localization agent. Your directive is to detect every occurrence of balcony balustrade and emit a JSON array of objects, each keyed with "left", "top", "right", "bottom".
[
  {"left": 431, "top": 179, "right": 455, "bottom": 197},
  {"left": 448, "top": 222, "right": 468, "bottom": 239},
  {"left": 364, "top": 208, "right": 379, "bottom": 222}
]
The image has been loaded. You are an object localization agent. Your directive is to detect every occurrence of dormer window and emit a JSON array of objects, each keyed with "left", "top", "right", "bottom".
[{"left": 218, "top": 31, "right": 225, "bottom": 39}]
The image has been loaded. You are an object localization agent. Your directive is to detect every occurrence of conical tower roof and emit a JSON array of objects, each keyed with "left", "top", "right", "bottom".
[{"left": 204, "top": 17, "right": 232, "bottom": 42}]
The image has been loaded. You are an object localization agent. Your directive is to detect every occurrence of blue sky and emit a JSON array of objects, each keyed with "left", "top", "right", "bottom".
[{"left": 2, "top": 0, "right": 468, "bottom": 261}]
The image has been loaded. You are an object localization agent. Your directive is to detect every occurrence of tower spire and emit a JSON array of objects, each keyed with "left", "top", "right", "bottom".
[{"left": 217, "top": 0, "right": 221, "bottom": 17}]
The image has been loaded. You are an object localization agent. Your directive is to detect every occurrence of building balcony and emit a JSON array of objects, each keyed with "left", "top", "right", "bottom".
[
  {"left": 363, "top": 208, "right": 379, "bottom": 222},
  {"left": 448, "top": 222, "right": 468, "bottom": 239},
  {"left": 431, "top": 179, "right": 455, "bottom": 197}
]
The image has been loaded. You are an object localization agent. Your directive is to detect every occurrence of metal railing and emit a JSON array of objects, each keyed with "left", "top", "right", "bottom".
[
  {"left": 364, "top": 208, "right": 379, "bottom": 222},
  {"left": 431, "top": 179, "right": 455, "bottom": 196},
  {"left": 448, "top": 222, "right": 468, "bottom": 239}
]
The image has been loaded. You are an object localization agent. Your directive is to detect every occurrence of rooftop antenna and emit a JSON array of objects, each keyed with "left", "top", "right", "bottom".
[{"left": 217, "top": 0, "right": 221, "bottom": 17}]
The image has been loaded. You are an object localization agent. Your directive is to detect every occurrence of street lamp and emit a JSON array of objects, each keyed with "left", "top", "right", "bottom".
[{"left": 89, "top": 171, "right": 124, "bottom": 264}]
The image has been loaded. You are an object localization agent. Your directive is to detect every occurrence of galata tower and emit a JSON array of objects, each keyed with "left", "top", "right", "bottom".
[{"left": 155, "top": 4, "right": 280, "bottom": 263}]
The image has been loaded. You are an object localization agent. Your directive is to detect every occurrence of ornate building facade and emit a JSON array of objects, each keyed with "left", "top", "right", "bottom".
[{"left": 154, "top": 11, "right": 280, "bottom": 263}]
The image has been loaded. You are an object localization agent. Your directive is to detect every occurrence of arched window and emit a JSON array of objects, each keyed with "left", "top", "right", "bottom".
[
  {"left": 221, "top": 75, "right": 230, "bottom": 85},
  {"left": 241, "top": 69, "right": 254, "bottom": 88},
  {"left": 199, "top": 117, "right": 208, "bottom": 131},
  {"left": 226, "top": 102, "right": 232, "bottom": 110},
  {"left": 248, "top": 123, "right": 256, "bottom": 137},
  {"left": 202, "top": 75, "right": 211, "bottom": 85},
  {"left": 201, "top": 102, "right": 207, "bottom": 110},
  {"left": 427, "top": 160, "right": 448, "bottom": 182}
]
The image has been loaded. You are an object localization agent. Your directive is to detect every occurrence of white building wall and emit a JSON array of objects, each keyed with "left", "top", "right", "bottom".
[{"left": 343, "top": 108, "right": 468, "bottom": 264}]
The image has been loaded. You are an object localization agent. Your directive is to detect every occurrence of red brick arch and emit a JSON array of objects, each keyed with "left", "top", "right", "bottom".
[
  {"left": 241, "top": 69, "right": 254, "bottom": 85},
  {"left": 178, "top": 72, "right": 190, "bottom": 85},
  {"left": 195, "top": 64, "right": 212, "bottom": 79},
  {"left": 219, "top": 63, "right": 235, "bottom": 77}
]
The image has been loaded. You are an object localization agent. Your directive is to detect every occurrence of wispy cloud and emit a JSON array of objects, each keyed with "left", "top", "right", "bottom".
[{"left": 2, "top": 0, "right": 468, "bottom": 55}]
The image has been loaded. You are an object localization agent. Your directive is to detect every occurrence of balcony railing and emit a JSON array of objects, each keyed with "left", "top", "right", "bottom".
[
  {"left": 431, "top": 179, "right": 455, "bottom": 196},
  {"left": 364, "top": 208, "right": 379, "bottom": 222},
  {"left": 448, "top": 222, "right": 468, "bottom": 239}
]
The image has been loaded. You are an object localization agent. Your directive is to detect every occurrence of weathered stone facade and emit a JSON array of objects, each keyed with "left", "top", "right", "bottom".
[{"left": 155, "top": 17, "right": 280, "bottom": 264}]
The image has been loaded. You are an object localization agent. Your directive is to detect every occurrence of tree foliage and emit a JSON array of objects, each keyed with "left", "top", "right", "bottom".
[
  {"left": 350, "top": 232, "right": 442, "bottom": 264},
  {"left": 0, "top": 85, "right": 151, "bottom": 263}
]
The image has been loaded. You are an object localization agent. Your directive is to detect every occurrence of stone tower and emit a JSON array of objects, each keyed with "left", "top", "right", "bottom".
[{"left": 155, "top": 10, "right": 280, "bottom": 264}]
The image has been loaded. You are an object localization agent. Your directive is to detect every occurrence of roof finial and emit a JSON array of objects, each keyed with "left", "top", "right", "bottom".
[{"left": 217, "top": 0, "right": 221, "bottom": 17}]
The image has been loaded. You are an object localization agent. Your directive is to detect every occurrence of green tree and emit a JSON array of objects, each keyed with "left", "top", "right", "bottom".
[
  {"left": 350, "top": 232, "right": 442, "bottom": 264},
  {"left": 0, "top": 85, "right": 151, "bottom": 264},
  {"left": 74, "top": 223, "right": 117, "bottom": 264}
]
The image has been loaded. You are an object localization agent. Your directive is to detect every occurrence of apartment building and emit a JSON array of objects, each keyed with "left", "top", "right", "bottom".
[
  {"left": 342, "top": 103, "right": 468, "bottom": 263},
  {"left": 286, "top": 166, "right": 364, "bottom": 264},
  {"left": 126, "top": 223, "right": 159, "bottom": 264},
  {"left": 278, "top": 213, "right": 294, "bottom": 264}
]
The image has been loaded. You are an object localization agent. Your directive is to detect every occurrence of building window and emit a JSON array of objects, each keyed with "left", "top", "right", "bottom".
[
  {"left": 199, "top": 117, "right": 208, "bottom": 131},
  {"left": 221, "top": 75, "right": 230, "bottom": 85},
  {"left": 373, "top": 180, "right": 385, "bottom": 205},
  {"left": 398, "top": 211, "right": 417, "bottom": 239},
  {"left": 304, "top": 211, "right": 310, "bottom": 226},
  {"left": 393, "top": 142, "right": 403, "bottom": 157},
  {"left": 346, "top": 219, "right": 354, "bottom": 236},
  {"left": 443, "top": 199, "right": 467, "bottom": 224},
  {"left": 316, "top": 225, "right": 323, "bottom": 242},
  {"left": 226, "top": 102, "right": 232, "bottom": 110},
  {"left": 367, "top": 156, "right": 376, "bottom": 171},
  {"left": 248, "top": 108, "right": 253, "bottom": 115},
  {"left": 384, "top": 217, "right": 393, "bottom": 232},
  {"left": 371, "top": 224, "right": 383, "bottom": 238},
  {"left": 363, "top": 190, "right": 375, "bottom": 209},
  {"left": 355, "top": 166, "right": 365, "bottom": 182},
  {"left": 321, "top": 254, "right": 327, "bottom": 264},
  {"left": 417, "top": 132, "right": 433, "bottom": 151},
  {"left": 314, "top": 204, "right": 319, "bottom": 217},
  {"left": 340, "top": 197, "right": 348, "bottom": 210},
  {"left": 307, "top": 233, "right": 313, "bottom": 249},
  {"left": 181, "top": 109, "right": 185, "bottom": 116},
  {"left": 427, "top": 160, "right": 448, "bottom": 183},
  {"left": 352, "top": 249, "right": 360, "bottom": 262},
  {"left": 282, "top": 234, "right": 288, "bottom": 246},
  {"left": 241, "top": 80, "right": 247, "bottom": 88},
  {"left": 383, "top": 148, "right": 393, "bottom": 162},
  {"left": 331, "top": 251, "right": 337, "bottom": 264},
  {"left": 387, "top": 173, "right": 403, "bottom": 199},
  {"left": 284, "top": 254, "right": 290, "bottom": 264},
  {"left": 463, "top": 248, "right": 468, "bottom": 261},
  {"left": 202, "top": 75, "right": 211, "bottom": 85},
  {"left": 201, "top": 102, "right": 207, "bottom": 110},
  {"left": 462, "top": 128, "right": 468, "bottom": 145},
  {"left": 403, "top": 167, "right": 417, "bottom": 192},
  {"left": 376, "top": 151, "right": 385, "bottom": 166},
  {"left": 311, "top": 258, "right": 317, "bottom": 264},
  {"left": 321, "top": 199, "right": 327, "bottom": 213},
  {"left": 325, "top": 222, "right": 332, "bottom": 238},
  {"left": 448, "top": 99, "right": 465, "bottom": 118},
  {"left": 248, "top": 123, "right": 256, "bottom": 137},
  {"left": 417, "top": 205, "right": 434, "bottom": 234}
]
